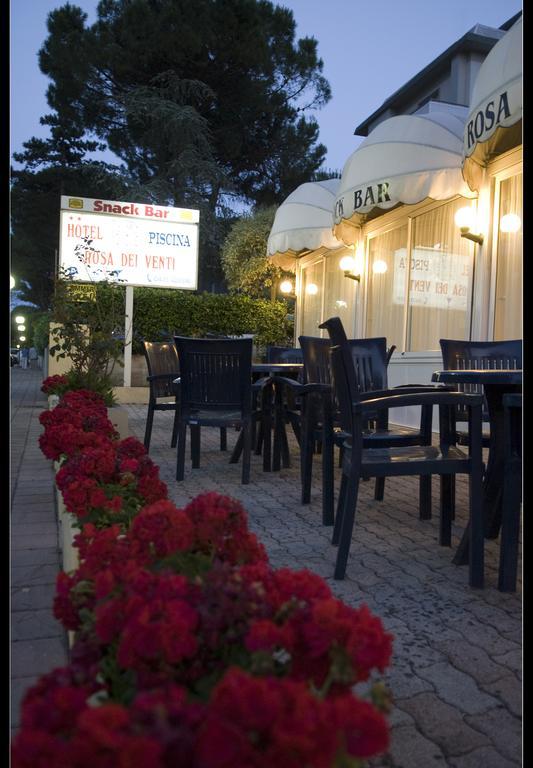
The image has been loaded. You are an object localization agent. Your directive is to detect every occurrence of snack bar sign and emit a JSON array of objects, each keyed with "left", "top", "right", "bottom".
[{"left": 59, "top": 196, "right": 200, "bottom": 289}]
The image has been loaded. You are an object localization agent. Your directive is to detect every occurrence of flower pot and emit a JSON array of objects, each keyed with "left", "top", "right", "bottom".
[{"left": 62, "top": 511, "right": 80, "bottom": 573}]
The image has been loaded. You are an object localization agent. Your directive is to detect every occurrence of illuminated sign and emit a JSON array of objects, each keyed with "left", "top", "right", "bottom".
[{"left": 59, "top": 196, "right": 199, "bottom": 289}]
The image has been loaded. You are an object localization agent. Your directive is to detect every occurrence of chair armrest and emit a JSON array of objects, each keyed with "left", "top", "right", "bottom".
[
  {"left": 272, "top": 377, "right": 332, "bottom": 399},
  {"left": 357, "top": 385, "right": 441, "bottom": 402},
  {"left": 393, "top": 383, "right": 454, "bottom": 391},
  {"left": 354, "top": 390, "right": 484, "bottom": 415},
  {"left": 147, "top": 373, "right": 180, "bottom": 382}
]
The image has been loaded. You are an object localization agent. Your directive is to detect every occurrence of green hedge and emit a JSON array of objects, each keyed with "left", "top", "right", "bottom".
[
  {"left": 131, "top": 289, "right": 294, "bottom": 354},
  {"left": 45, "top": 283, "right": 295, "bottom": 356}
]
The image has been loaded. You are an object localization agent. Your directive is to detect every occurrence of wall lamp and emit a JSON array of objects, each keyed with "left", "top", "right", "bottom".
[
  {"left": 279, "top": 279, "right": 294, "bottom": 295},
  {"left": 455, "top": 206, "right": 484, "bottom": 245},
  {"left": 339, "top": 255, "right": 361, "bottom": 281}
]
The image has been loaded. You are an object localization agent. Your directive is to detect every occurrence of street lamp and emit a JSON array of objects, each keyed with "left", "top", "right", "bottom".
[{"left": 15, "top": 315, "right": 26, "bottom": 324}]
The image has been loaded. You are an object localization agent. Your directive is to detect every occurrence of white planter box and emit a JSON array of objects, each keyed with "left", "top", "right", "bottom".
[
  {"left": 108, "top": 405, "right": 129, "bottom": 439},
  {"left": 62, "top": 511, "right": 80, "bottom": 573}
]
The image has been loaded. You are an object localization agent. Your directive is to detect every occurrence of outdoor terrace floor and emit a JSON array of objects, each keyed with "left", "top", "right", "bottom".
[{"left": 10, "top": 367, "right": 522, "bottom": 766}]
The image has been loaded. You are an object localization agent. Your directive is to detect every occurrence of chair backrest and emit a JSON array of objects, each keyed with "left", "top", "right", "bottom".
[
  {"left": 298, "top": 336, "right": 332, "bottom": 386},
  {"left": 318, "top": 316, "right": 348, "bottom": 345},
  {"left": 440, "top": 338, "right": 522, "bottom": 420},
  {"left": 265, "top": 345, "right": 304, "bottom": 383},
  {"left": 142, "top": 341, "right": 180, "bottom": 398},
  {"left": 265, "top": 345, "right": 303, "bottom": 364},
  {"left": 174, "top": 336, "right": 253, "bottom": 416}
]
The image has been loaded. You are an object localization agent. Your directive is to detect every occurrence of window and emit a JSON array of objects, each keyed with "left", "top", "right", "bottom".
[
  {"left": 493, "top": 172, "right": 522, "bottom": 339},
  {"left": 300, "top": 258, "right": 324, "bottom": 336},
  {"left": 298, "top": 250, "right": 357, "bottom": 337},
  {"left": 365, "top": 198, "right": 475, "bottom": 351}
]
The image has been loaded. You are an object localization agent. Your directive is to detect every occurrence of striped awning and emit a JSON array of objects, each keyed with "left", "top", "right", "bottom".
[
  {"left": 267, "top": 179, "right": 343, "bottom": 270},
  {"left": 333, "top": 111, "right": 475, "bottom": 244},
  {"left": 462, "top": 16, "right": 522, "bottom": 191}
]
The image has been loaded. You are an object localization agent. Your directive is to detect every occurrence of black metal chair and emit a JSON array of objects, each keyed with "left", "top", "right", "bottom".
[
  {"left": 330, "top": 340, "right": 485, "bottom": 585},
  {"left": 173, "top": 336, "right": 254, "bottom": 484},
  {"left": 300, "top": 332, "right": 437, "bottom": 521},
  {"left": 498, "top": 392, "right": 522, "bottom": 592},
  {"left": 142, "top": 341, "right": 181, "bottom": 451},
  {"left": 439, "top": 338, "right": 522, "bottom": 446}
]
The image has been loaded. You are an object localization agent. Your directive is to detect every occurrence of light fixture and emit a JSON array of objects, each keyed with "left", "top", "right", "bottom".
[
  {"left": 454, "top": 206, "right": 483, "bottom": 245},
  {"left": 499, "top": 213, "right": 521, "bottom": 233},
  {"left": 10, "top": 276, "right": 15, "bottom": 290},
  {"left": 279, "top": 279, "right": 294, "bottom": 295},
  {"left": 372, "top": 259, "right": 388, "bottom": 274},
  {"left": 19, "top": 336, "right": 26, "bottom": 342},
  {"left": 339, "top": 255, "right": 360, "bottom": 282},
  {"left": 17, "top": 325, "right": 26, "bottom": 332},
  {"left": 15, "top": 315, "right": 26, "bottom": 324},
  {"left": 306, "top": 283, "right": 319, "bottom": 295}
]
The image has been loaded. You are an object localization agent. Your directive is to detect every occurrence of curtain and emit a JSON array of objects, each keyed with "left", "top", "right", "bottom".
[
  {"left": 494, "top": 173, "right": 522, "bottom": 339},
  {"left": 366, "top": 225, "right": 408, "bottom": 349},
  {"left": 300, "top": 260, "right": 324, "bottom": 337},
  {"left": 323, "top": 251, "right": 357, "bottom": 337},
  {"left": 407, "top": 199, "right": 474, "bottom": 351}
]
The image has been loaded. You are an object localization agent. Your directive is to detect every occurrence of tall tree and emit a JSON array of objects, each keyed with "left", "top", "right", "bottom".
[
  {"left": 11, "top": 0, "right": 331, "bottom": 307},
  {"left": 28, "top": 0, "right": 330, "bottom": 210}
]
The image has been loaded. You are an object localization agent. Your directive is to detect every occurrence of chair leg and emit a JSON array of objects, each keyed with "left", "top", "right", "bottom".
[
  {"left": 230, "top": 430, "right": 243, "bottom": 463},
  {"left": 332, "top": 473, "right": 348, "bottom": 546},
  {"left": 374, "top": 477, "right": 385, "bottom": 501},
  {"left": 254, "top": 419, "right": 264, "bottom": 455},
  {"left": 300, "top": 416, "right": 314, "bottom": 505},
  {"left": 176, "top": 423, "right": 187, "bottom": 481},
  {"left": 143, "top": 402, "right": 155, "bottom": 450},
  {"left": 439, "top": 474, "right": 453, "bottom": 546},
  {"left": 498, "top": 461, "right": 521, "bottom": 592},
  {"left": 469, "top": 467, "right": 484, "bottom": 589},
  {"left": 419, "top": 475, "right": 432, "bottom": 520},
  {"left": 191, "top": 425, "right": 200, "bottom": 468},
  {"left": 334, "top": 463, "right": 361, "bottom": 580},
  {"left": 321, "top": 426, "right": 334, "bottom": 527},
  {"left": 241, "top": 424, "right": 251, "bottom": 485},
  {"left": 220, "top": 428, "right": 227, "bottom": 451},
  {"left": 170, "top": 404, "right": 179, "bottom": 449}
]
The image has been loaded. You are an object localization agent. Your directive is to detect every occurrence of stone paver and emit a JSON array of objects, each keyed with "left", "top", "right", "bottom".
[{"left": 10, "top": 367, "right": 522, "bottom": 766}]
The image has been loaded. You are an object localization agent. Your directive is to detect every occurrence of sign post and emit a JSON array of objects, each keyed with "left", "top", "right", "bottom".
[
  {"left": 124, "top": 285, "right": 134, "bottom": 387},
  {"left": 58, "top": 196, "right": 200, "bottom": 388}
]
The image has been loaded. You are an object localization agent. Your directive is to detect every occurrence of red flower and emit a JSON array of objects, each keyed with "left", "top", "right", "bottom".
[{"left": 129, "top": 500, "right": 194, "bottom": 558}]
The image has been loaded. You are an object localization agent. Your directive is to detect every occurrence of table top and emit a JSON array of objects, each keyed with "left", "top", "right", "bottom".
[{"left": 432, "top": 369, "right": 522, "bottom": 385}]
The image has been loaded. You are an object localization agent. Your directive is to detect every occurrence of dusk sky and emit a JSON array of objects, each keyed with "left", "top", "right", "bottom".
[{"left": 11, "top": 0, "right": 520, "bottom": 174}]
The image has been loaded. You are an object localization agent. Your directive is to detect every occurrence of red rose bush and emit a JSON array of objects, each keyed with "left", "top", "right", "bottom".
[{"left": 12, "top": 389, "right": 395, "bottom": 767}]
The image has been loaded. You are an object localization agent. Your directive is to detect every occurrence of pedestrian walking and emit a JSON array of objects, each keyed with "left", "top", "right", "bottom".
[{"left": 20, "top": 347, "right": 30, "bottom": 369}]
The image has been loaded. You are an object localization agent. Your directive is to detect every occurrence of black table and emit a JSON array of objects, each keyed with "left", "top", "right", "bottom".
[
  {"left": 251, "top": 362, "right": 304, "bottom": 471},
  {"left": 431, "top": 368, "right": 522, "bottom": 565},
  {"left": 229, "top": 362, "right": 304, "bottom": 472}
]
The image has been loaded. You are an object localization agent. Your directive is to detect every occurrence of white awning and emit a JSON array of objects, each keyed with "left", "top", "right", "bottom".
[
  {"left": 462, "top": 16, "right": 522, "bottom": 191},
  {"left": 333, "top": 111, "right": 475, "bottom": 244},
  {"left": 267, "top": 178, "right": 343, "bottom": 270}
]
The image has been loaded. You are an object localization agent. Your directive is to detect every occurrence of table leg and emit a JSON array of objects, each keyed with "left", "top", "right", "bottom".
[{"left": 452, "top": 383, "right": 521, "bottom": 566}]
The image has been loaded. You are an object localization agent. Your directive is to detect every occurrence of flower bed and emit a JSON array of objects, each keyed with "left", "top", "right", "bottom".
[{"left": 12, "top": 386, "right": 394, "bottom": 767}]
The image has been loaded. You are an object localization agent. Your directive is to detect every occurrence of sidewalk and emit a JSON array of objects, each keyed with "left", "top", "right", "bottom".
[
  {"left": 10, "top": 367, "right": 522, "bottom": 765},
  {"left": 10, "top": 367, "right": 69, "bottom": 737}
]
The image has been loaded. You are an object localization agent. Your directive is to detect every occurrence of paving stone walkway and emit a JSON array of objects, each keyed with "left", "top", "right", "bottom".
[
  {"left": 10, "top": 367, "right": 522, "bottom": 766},
  {"left": 10, "top": 367, "right": 69, "bottom": 738}
]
